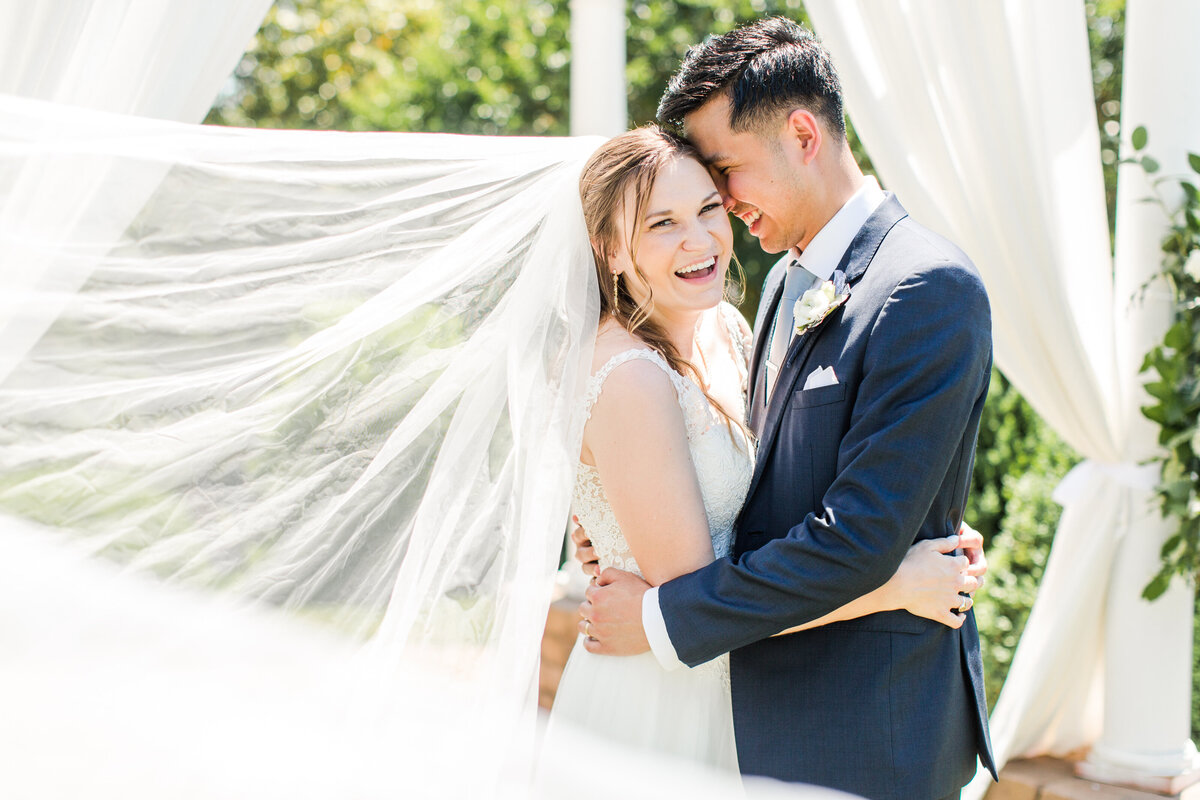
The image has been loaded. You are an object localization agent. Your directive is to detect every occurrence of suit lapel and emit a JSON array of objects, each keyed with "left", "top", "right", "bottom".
[{"left": 742, "top": 195, "right": 909, "bottom": 505}]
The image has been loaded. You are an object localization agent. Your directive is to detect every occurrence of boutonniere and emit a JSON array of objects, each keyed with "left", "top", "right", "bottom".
[{"left": 793, "top": 279, "right": 849, "bottom": 337}]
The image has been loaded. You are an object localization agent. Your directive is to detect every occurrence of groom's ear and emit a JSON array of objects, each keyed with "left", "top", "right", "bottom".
[{"left": 784, "top": 108, "right": 822, "bottom": 167}]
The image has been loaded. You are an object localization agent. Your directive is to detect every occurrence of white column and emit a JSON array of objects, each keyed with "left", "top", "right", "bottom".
[
  {"left": 1078, "top": 1, "right": 1200, "bottom": 792},
  {"left": 562, "top": 0, "right": 625, "bottom": 599},
  {"left": 569, "top": 0, "right": 626, "bottom": 137}
]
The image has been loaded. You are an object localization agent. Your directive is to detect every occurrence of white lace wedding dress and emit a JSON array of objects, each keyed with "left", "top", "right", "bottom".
[{"left": 542, "top": 304, "right": 755, "bottom": 772}]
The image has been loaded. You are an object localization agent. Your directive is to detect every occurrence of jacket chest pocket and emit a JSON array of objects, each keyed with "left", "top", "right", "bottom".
[
  {"left": 790, "top": 382, "right": 846, "bottom": 409},
  {"left": 786, "top": 383, "right": 848, "bottom": 512}
]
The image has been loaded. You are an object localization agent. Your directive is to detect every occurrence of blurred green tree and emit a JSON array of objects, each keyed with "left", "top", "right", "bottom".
[{"left": 205, "top": 0, "right": 878, "bottom": 313}]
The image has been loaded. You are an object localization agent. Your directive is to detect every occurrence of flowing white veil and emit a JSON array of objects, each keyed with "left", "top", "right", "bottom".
[
  {"left": 0, "top": 94, "right": 840, "bottom": 799},
  {"left": 0, "top": 91, "right": 604, "bottom": 795}
]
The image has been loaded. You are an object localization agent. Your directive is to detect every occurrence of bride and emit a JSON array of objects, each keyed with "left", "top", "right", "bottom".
[{"left": 541, "top": 125, "right": 979, "bottom": 770}]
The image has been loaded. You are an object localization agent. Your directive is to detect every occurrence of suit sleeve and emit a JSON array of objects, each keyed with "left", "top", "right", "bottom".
[{"left": 658, "top": 259, "right": 992, "bottom": 667}]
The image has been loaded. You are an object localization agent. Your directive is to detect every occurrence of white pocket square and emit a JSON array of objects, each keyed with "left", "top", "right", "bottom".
[{"left": 803, "top": 365, "right": 838, "bottom": 390}]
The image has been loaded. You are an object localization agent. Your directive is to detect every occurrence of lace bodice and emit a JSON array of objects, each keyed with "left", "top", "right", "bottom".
[{"left": 573, "top": 305, "right": 755, "bottom": 582}]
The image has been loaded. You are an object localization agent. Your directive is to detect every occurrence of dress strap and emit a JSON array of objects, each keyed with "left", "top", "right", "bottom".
[{"left": 582, "top": 348, "right": 688, "bottom": 420}]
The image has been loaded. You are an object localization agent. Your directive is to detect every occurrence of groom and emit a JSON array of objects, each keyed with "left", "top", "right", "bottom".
[{"left": 578, "top": 18, "right": 996, "bottom": 800}]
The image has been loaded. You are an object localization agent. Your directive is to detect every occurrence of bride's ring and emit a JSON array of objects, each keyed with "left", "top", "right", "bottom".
[
  {"left": 584, "top": 619, "right": 594, "bottom": 639},
  {"left": 957, "top": 595, "right": 973, "bottom": 614}
]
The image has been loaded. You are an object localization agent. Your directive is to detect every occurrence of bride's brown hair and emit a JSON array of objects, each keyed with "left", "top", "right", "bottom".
[{"left": 579, "top": 125, "right": 748, "bottom": 443}]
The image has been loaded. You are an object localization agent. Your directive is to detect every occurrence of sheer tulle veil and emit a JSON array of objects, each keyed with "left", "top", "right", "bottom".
[{"left": 1, "top": 92, "right": 610, "bottom": 795}]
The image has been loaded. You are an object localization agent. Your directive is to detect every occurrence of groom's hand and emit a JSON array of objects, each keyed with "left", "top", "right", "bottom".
[{"left": 579, "top": 568, "right": 651, "bottom": 656}]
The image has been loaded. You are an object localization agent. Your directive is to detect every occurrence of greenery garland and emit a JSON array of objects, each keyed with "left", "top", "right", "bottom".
[{"left": 1131, "top": 126, "right": 1200, "bottom": 600}]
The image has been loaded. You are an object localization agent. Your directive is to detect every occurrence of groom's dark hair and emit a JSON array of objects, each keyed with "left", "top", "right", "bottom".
[{"left": 656, "top": 17, "right": 846, "bottom": 142}]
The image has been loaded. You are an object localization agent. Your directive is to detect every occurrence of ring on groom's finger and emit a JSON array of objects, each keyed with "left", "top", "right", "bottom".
[
  {"left": 584, "top": 619, "right": 594, "bottom": 639},
  {"left": 957, "top": 595, "right": 973, "bottom": 614}
]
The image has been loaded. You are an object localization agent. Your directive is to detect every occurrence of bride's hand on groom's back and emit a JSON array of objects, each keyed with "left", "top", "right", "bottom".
[
  {"left": 890, "top": 535, "right": 983, "bottom": 629},
  {"left": 570, "top": 516, "right": 600, "bottom": 578},
  {"left": 958, "top": 521, "right": 988, "bottom": 588}
]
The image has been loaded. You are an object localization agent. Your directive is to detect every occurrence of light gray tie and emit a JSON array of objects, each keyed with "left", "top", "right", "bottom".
[{"left": 764, "top": 260, "right": 821, "bottom": 400}]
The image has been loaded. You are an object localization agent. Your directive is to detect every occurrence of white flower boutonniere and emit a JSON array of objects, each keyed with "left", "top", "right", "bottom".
[{"left": 793, "top": 280, "right": 850, "bottom": 337}]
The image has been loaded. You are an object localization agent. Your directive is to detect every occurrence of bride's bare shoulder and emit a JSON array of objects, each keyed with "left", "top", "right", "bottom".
[
  {"left": 590, "top": 319, "right": 653, "bottom": 372},
  {"left": 586, "top": 319, "right": 679, "bottom": 412},
  {"left": 583, "top": 320, "right": 686, "bottom": 464}
]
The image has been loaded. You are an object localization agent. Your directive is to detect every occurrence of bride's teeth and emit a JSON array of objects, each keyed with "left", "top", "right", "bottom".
[{"left": 676, "top": 257, "right": 715, "bottom": 275}]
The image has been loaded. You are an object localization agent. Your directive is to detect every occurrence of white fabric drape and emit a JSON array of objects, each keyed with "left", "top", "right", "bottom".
[
  {"left": 804, "top": 1, "right": 1157, "bottom": 792},
  {"left": 0, "top": 0, "right": 273, "bottom": 382}
]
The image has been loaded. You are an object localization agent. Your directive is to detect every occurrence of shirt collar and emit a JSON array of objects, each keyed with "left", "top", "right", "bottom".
[{"left": 791, "top": 175, "right": 886, "bottom": 281}]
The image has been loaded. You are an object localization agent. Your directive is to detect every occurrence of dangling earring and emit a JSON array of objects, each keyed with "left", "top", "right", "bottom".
[{"left": 611, "top": 271, "right": 619, "bottom": 308}]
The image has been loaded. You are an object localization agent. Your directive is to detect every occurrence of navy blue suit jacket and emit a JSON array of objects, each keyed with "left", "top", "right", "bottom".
[{"left": 657, "top": 196, "right": 996, "bottom": 799}]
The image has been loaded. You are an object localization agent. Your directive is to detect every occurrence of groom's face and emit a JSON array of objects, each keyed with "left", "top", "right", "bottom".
[{"left": 683, "top": 95, "right": 814, "bottom": 255}]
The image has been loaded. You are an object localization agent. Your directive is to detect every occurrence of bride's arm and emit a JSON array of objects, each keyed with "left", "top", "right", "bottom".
[
  {"left": 772, "top": 531, "right": 983, "bottom": 634},
  {"left": 583, "top": 358, "right": 715, "bottom": 587}
]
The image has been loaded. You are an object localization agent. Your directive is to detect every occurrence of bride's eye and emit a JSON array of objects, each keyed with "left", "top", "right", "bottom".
[
  {"left": 701, "top": 203, "right": 722, "bottom": 214},
  {"left": 649, "top": 218, "right": 673, "bottom": 230}
]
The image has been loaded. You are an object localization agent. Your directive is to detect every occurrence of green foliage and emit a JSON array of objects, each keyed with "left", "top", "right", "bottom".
[
  {"left": 1132, "top": 128, "right": 1200, "bottom": 603},
  {"left": 206, "top": 0, "right": 570, "bottom": 134},
  {"left": 966, "top": 371, "right": 1080, "bottom": 707}
]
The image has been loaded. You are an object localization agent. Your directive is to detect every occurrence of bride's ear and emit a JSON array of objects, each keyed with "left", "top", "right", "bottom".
[{"left": 598, "top": 248, "right": 624, "bottom": 276}]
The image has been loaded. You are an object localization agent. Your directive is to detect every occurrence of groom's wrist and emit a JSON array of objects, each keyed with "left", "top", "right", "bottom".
[{"left": 641, "top": 586, "right": 683, "bottom": 671}]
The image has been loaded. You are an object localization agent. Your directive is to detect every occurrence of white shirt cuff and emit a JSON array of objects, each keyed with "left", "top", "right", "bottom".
[{"left": 642, "top": 586, "right": 683, "bottom": 671}]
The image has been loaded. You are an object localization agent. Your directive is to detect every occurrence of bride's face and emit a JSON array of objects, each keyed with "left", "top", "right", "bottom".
[{"left": 610, "top": 155, "right": 733, "bottom": 320}]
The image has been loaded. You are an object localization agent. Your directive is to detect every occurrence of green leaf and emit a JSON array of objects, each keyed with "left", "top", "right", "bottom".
[
  {"left": 1166, "top": 479, "right": 1193, "bottom": 502},
  {"left": 1142, "top": 570, "right": 1171, "bottom": 601},
  {"left": 1161, "top": 532, "right": 1184, "bottom": 558},
  {"left": 1165, "top": 320, "right": 1191, "bottom": 350},
  {"left": 1142, "top": 156, "right": 1161, "bottom": 174},
  {"left": 1182, "top": 182, "right": 1199, "bottom": 203},
  {"left": 1144, "top": 380, "right": 1172, "bottom": 401},
  {"left": 1132, "top": 126, "right": 1148, "bottom": 150},
  {"left": 1140, "top": 350, "right": 1161, "bottom": 373},
  {"left": 1189, "top": 152, "right": 1200, "bottom": 174},
  {"left": 1142, "top": 404, "right": 1168, "bottom": 425}
]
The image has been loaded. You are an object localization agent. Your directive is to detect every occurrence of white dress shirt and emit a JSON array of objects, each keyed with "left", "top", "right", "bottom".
[{"left": 642, "top": 176, "right": 886, "bottom": 671}]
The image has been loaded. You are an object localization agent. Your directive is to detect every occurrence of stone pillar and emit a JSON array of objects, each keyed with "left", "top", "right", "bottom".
[
  {"left": 1077, "top": 1, "right": 1200, "bottom": 792},
  {"left": 569, "top": 0, "right": 627, "bottom": 137}
]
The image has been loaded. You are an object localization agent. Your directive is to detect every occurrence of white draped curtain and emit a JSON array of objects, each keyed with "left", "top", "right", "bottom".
[
  {"left": 0, "top": 0, "right": 274, "bottom": 382},
  {"left": 805, "top": 0, "right": 1192, "bottom": 793}
]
